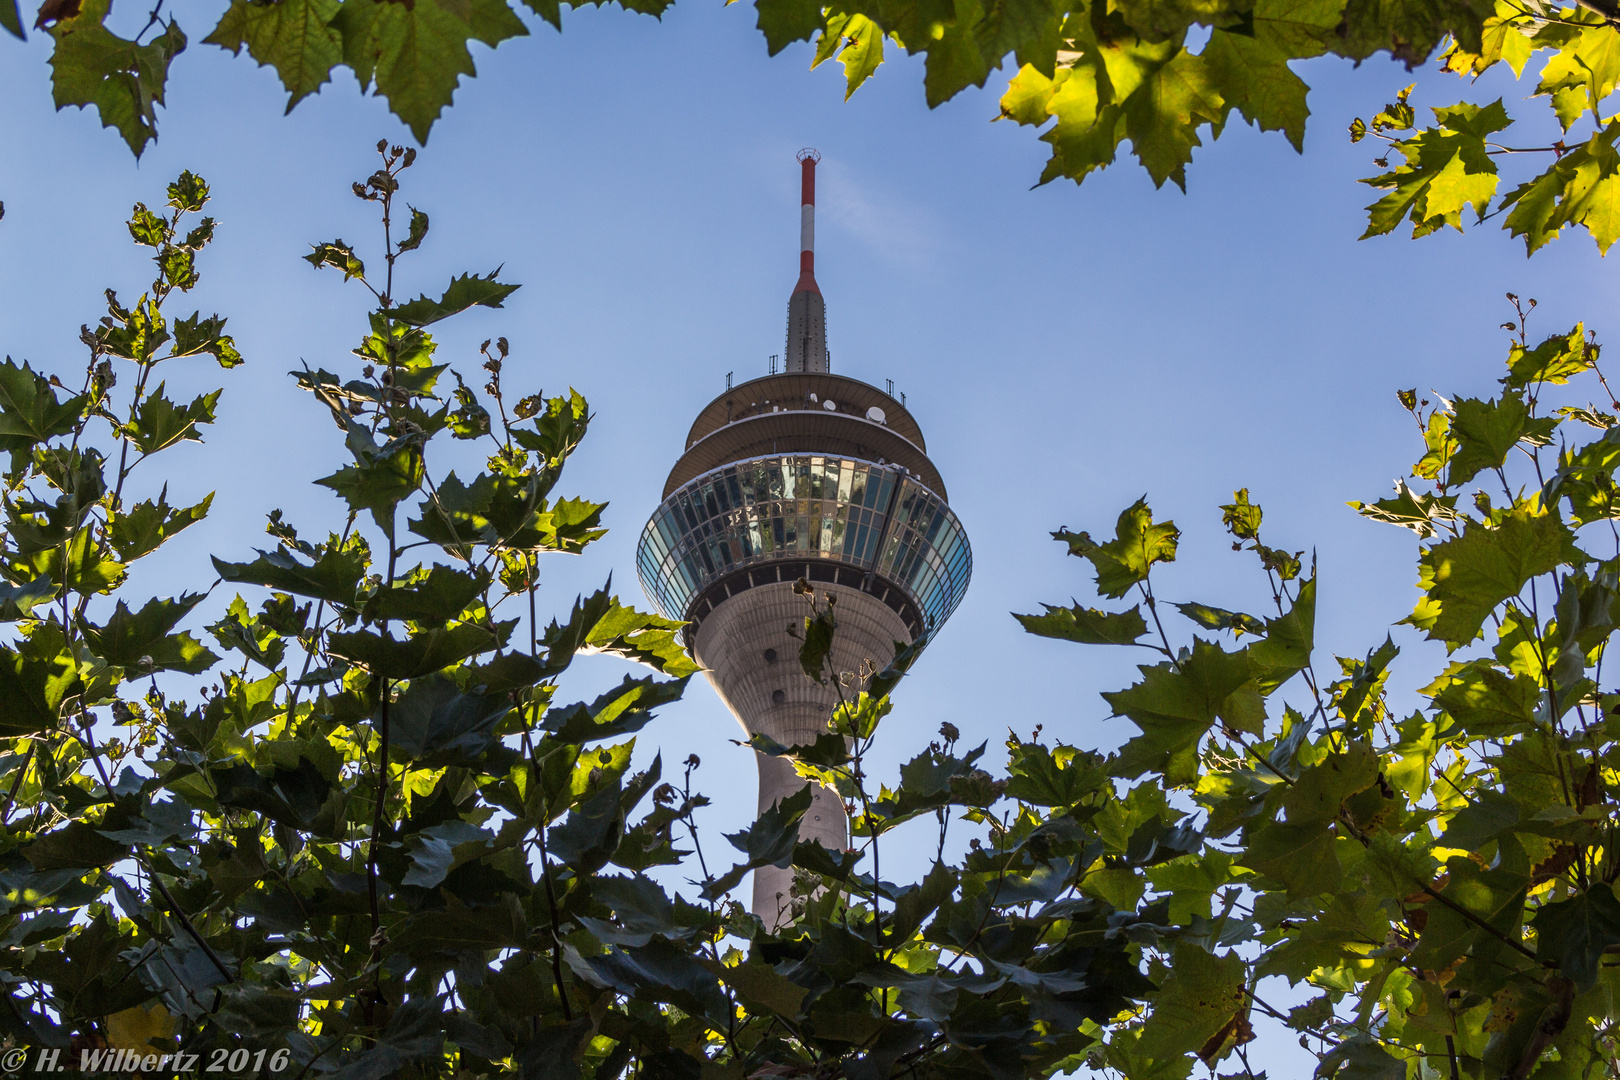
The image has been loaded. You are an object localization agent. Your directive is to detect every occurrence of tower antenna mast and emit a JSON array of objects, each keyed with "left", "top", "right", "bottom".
[{"left": 786, "top": 148, "right": 826, "bottom": 374}]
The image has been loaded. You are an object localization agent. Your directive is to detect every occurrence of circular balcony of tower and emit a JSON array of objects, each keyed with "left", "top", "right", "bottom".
[
  {"left": 663, "top": 374, "right": 944, "bottom": 500},
  {"left": 637, "top": 451, "right": 972, "bottom": 647}
]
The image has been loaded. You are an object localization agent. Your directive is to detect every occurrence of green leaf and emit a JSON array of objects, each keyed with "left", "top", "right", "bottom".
[
  {"left": 1282, "top": 742, "right": 1379, "bottom": 824},
  {"left": 0, "top": 0, "right": 21, "bottom": 39},
  {"left": 47, "top": 0, "right": 186, "bottom": 157},
  {"left": 361, "top": 564, "right": 489, "bottom": 626},
  {"left": 1136, "top": 944, "right": 1246, "bottom": 1060},
  {"left": 755, "top": 0, "right": 822, "bottom": 54},
  {"left": 1424, "top": 659, "right": 1539, "bottom": 738},
  {"left": 1125, "top": 49, "right": 1229, "bottom": 191},
  {"left": 1505, "top": 324, "right": 1593, "bottom": 389},
  {"left": 547, "top": 777, "right": 625, "bottom": 874},
  {"left": 1202, "top": 0, "right": 1324, "bottom": 153},
  {"left": 315, "top": 427, "right": 425, "bottom": 537},
  {"left": 812, "top": 12, "right": 886, "bottom": 99},
  {"left": 703, "top": 785, "right": 813, "bottom": 899},
  {"left": 1172, "top": 601, "right": 1266, "bottom": 637},
  {"left": 1410, "top": 855, "right": 1528, "bottom": 974},
  {"left": 390, "top": 270, "right": 521, "bottom": 326},
  {"left": 1015, "top": 603, "right": 1149, "bottom": 644},
  {"left": 509, "top": 389, "right": 590, "bottom": 464},
  {"left": 326, "top": 623, "right": 498, "bottom": 679},
  {"left": 212, "top": 755, "right": 335, "bottom": 832},
  {"left": 212, "top": 535, "right": 368, "bottom": 607},
  {"left": 389, "top": 892, "right": 526, "bottom": 956},
  {"left": 1145, "top": 850, "right": 1238, "bottom": 923},
  {"left": 1349, "top": 480, "right": 1458, "bottom": 538},
  {"left": 1532, "top": 20, "right": 1620, "bottom": 132},
  {"left": 1240, "top": 819, "right": 1339, "bottom": 897},
  {"left": 207, "top": 595, "right": 286, "bottom": 672},
  {"left": 577, "top": 598, "right": 699, "bottom": 678},
  {"left": 330, "top": 0, "right": 528, "bottom": 143},
  {"left": 1313, "top": 1035, "right": 1406, "bottom": 1080},
  {"left": 1500, "top": 121, "right": 1620, "bottom": 255},
  {"left": 81, "top": 593, "right": 219, "bottom": 675},
  {"left": 1004, "top": 740, "right": 1107, "bottom": 806},
  {"left": 1248, "top": 576, "right": 1316, "bottom": 693},
  {"left": 0, "top": 633, "right": 78, "bottom": 736},
  {"left": 0, "top": 358, "right": 90, "bottom": 452},
  {"left": 1105, "top": 638, "right": 1254, "bottom": 781},
  {"left": 533, "top": 585, "right": 698, "bottom": 680},
  {"left": 1333, "top": 0, "right": 1494, "bottom": 67},
  {"left": 1056, "top": 497, "right": 1180, "bottom": 599},
  {"left": 1447, "top": 391, "right": 1550, "bottom": 485},
  {"left": 29, "top": 528, "right": 127, "bottom": 596},
  {"left": 24, "top": 821, "right": 126, "bottom": 871},
  {"left": 203, "top": 0, "right": 342, "bottom": 112},
  {"left": 124, "top": 384, "right": 220, "bottom": 455},
  {"left": 0, "top": 577, "right": 56, "bottom": 622},
  {"left": 1408, "top": 507, "right": 1580, "bottom": 649},
  {"left": 397, "top": 206, "right": 429, "bottom": 252},
  {"left": 1437, "top": 790, "right": 1521, "bottom": 850},
  {"left": 304, "top": 239, "right": 365, "bottom": 279},
  {"left": 540, "top": 674, "right": 688, "bottom": 745},
  {"left": 171, "top": 312, "right": 243, "bottom": 368},
  {"left": 1531, "top": 883, "right": 1620, "bottom": 990},
  {"left": 386, "top": 674, "right": 511, "bottom": 762},
  {"left": 1359, "top": 99, "right": 1508, "bottom": 239},
  {"left": 798, "top": 597, "right": 835, "bottom": 682},
  {"left": 400, "top": 821, "right": 493, "bottom": 889},
  {"left": 701, "top": 957, "right": 809, "bottom": 1017}
]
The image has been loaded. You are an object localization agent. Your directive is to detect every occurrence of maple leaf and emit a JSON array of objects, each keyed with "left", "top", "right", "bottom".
[
  {"left": 1407, "top": 507, "right": 1581, "bottom": 649},
  {"left": 329, "top": 0, "right": 528, "bottom": 144},
  {"left": 1500, "top": 121, "right": 1620, "bottom": 255},
  {"left": 1360, "top": 99, "right": 1509, "bottom": 239},
  {"left": 205, "top": 0, "right": 343, "bottom": 114},
  {"left": 812, "top": 11, "right": 886, "bottom": 99},
  {"left": 46, "top": 0, "right": 186, "bottom": 158}
]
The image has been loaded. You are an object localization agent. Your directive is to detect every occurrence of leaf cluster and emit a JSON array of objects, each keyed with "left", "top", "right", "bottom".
[{"left": 7, "top": 0, "right": 1580, "bottom": 208}]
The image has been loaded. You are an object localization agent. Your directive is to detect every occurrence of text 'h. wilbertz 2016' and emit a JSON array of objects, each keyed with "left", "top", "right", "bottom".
[{"left": 634, "top": 150, "right": 973, "bottom": 927}]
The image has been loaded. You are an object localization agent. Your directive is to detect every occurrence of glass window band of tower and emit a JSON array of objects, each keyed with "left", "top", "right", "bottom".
[{"left": 637, "top": 454, "right": 972, "bottom": 635}]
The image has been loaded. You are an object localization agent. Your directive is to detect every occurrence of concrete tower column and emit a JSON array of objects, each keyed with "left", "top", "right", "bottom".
[{"left": 691, "top": 579, "right": 913, "bottom": 922}]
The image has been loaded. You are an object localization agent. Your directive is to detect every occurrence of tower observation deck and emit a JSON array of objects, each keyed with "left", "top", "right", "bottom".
[{"left": 635, "top": 151, "right": 972, "bottom": 924}]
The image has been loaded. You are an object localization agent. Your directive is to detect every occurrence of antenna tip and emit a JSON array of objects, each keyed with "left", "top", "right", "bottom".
[{"left": 797, "top": 148, "right": 821, "bottom": 163}]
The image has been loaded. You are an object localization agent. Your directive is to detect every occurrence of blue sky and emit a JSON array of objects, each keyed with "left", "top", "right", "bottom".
[{"left": 2, "top": 3, "right": 1616, "bottom": 1069}]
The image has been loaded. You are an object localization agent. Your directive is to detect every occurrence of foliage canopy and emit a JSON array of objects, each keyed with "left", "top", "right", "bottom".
[{"left": 9, "top": 0, "right": 1620, "bottom": 253}]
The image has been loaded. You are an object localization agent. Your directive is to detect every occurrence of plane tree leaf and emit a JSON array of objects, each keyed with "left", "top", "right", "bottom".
[
  {"left": 328, "top": 0, "right": 528, "bottom": 144},
  {"left": 1105, "top": 638, "right": 1255, "bottom": 781},
  {"left": 390, "top": 271, "right": 521, "bottom": 326},
  {"left": 1532, "top": 884, "right": 1620, "bottom": 990},
  {"left": 46, "top": 0, "right": 186, "bottom": 157},
  {"left": 1055, "top": 497, "right": 1179, "bottom": 599},
  {"left": 1407, "top": 507, "right": 1580, "bottom": 649},
  {"left": 80, "top": 593, "right": 220, "bottom": 675},
  {"left": 204, "top": 0, "right": 342, "bottom": 112},
  {"left": 0, "top": 358, "right": 89, "bottom": 452},
  {"left": 212, "top": 535, "right": 369, "bottom": 608},
  {"left": 1016, "top": 603, "right": 1149, "bottom": 645}
]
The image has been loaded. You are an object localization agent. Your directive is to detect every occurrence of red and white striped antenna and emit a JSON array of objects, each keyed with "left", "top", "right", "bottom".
[
  {"left": 786, "top": 149, "right": 827, "bottom": 373},
  {"left": 796, "top": 148, "right": 821, "bottom": 294}
]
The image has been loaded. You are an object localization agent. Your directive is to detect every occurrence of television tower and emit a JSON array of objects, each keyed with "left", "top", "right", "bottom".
[{"left": 636, "top": 150, "right": 972, "bottom": 924}]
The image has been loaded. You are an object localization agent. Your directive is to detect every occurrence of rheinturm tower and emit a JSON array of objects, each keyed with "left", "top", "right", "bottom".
[{"left": 636, "top": 151, "right": 972, "bottom": 923}]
